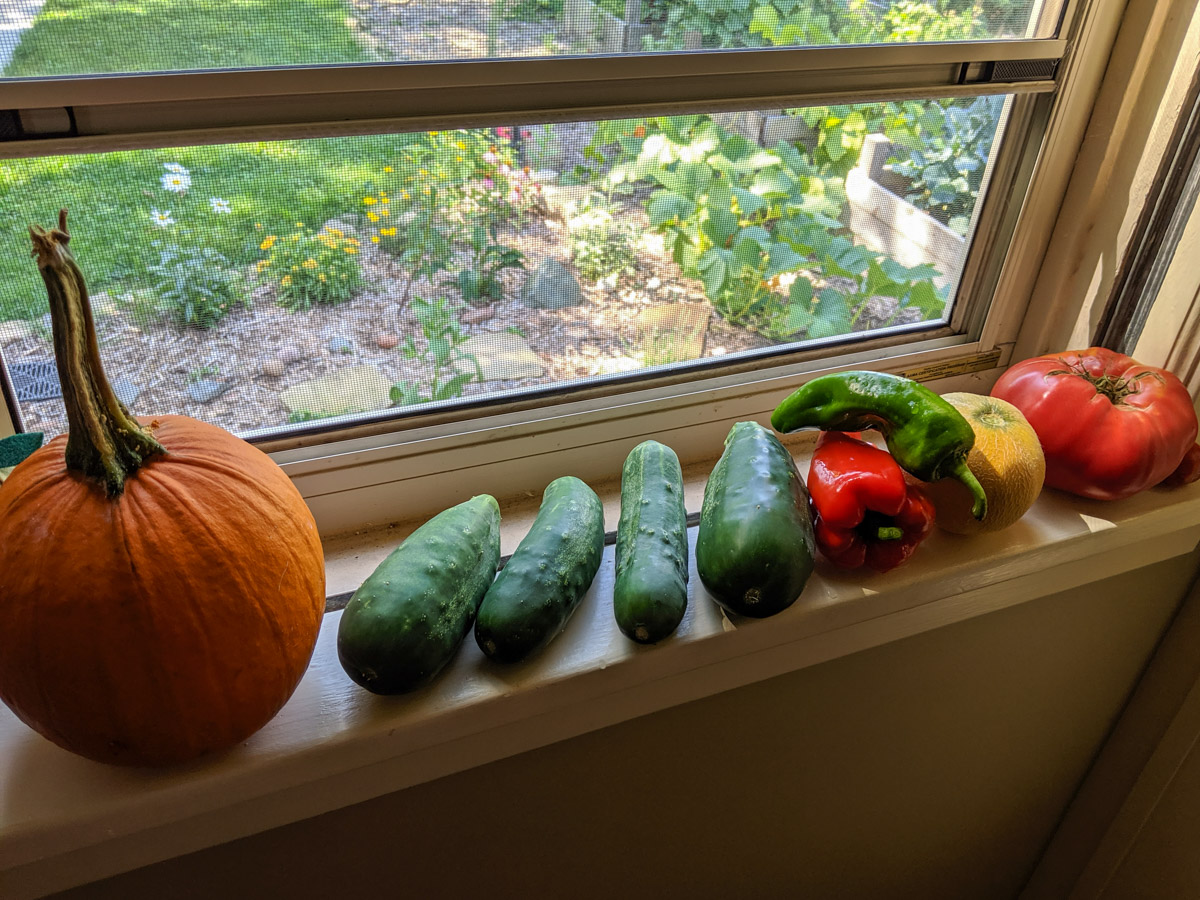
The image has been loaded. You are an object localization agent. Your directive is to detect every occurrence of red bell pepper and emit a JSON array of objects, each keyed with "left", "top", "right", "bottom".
[{"left": 807, "top": 431, "right": 936, "bottom": 573}]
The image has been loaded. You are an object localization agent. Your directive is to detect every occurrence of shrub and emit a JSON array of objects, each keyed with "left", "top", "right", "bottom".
[{"left": 258, "top": 223, "right": 363, "bottom": 311}]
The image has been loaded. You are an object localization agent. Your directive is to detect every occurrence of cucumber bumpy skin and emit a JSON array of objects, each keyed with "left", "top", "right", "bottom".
[
  {"left": 695, "top": 421, "right": 815, "bottom": 618},
  {"left": 337, "top": 495, "right": 501, "bottom": 694},
  {"left": 614, "top": 440, "right": 689, "bottom": 644},
  {"left": 475, "top": 476, "right": 605, "bottom": 663}
]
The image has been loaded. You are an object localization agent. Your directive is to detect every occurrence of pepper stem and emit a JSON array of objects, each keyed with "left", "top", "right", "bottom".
[
  {"left": 876, "top": 526, "right": 903, "bottom": 541},
  {"left": 945, "top": 457, "right": 988, "bottom": 520},
  {"left": 30, "top": 210, "right": 165, "bottom": 496}
]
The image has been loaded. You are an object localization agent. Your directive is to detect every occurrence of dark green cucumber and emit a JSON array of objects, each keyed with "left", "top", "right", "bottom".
[
  {"left": 696, "top": 421, "right": 815, "bottom": 618},
  {"left": 475, "top": 476, "right": 604, "bottom": 663},
  {"left": 338, "top": 494, "right": 501, "bottom": 694},
  {"left": 614, "top": 440, "right": 688, "bottom": 644}
]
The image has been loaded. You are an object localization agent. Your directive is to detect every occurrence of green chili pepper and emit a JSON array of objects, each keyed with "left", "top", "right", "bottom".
[{"left": 771, "top": 371, "right": 988, "bottom": 520}]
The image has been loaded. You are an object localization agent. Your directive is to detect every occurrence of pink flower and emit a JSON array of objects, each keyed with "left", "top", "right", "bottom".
[
  {"left": 483, "top": 177, "right": 494, "bottom": 190},
  {"left": 520, "top": 128, "right": 531, "bottom": 138},
  {"left": 483, "top": 150, "right": 498, "bottom": 165},
  {"left": 496, "top": 127, "right": 512, "bottom": 139}
]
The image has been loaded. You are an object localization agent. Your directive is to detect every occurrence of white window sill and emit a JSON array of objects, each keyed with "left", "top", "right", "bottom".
[{"left": 2, "top": 461, "right": 1198, "bottom": 899}]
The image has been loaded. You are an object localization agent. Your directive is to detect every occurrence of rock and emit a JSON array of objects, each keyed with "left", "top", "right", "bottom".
[
  {"left": 111, "top": 376, "right": 141, "bottom": 407},
  {"left": 261, "top": 359, "right": 287, "bottom": 378},
  {"left": 280, "top": 365, "right": 393, "bottom": 418},
  {"left": 462, "top": 306, "right": 496, "bottom": 326},
  {"left": 187, "top": 379, "right": 232, "bottom": 404},
  {"left": 635, "top": 302, "right": 711, "bottom": 363},
  {"left": 321, "top": 215, "right": 362, "bottom": 239},
  {"left": 520, "top": 259, "right": 583, "bottom": 310},
  {"left": 453, "top": 333, "right": 546, "bottom": 381},
  {"left": 0, "top": 321, "right": 32, "bottom": 344},
  {"left": 280, "top": 345, "right": 305, "bottom": 364},
  {"left": 375, "top": 333, "right": 399, "bottom": 350},
  {"left": 328, "top": 336, "right": 354, "bottom": 355},
  {"left": 852, "top": 295, "right": 925, "bottom": 332}
]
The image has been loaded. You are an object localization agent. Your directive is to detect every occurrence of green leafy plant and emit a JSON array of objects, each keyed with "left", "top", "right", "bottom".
[
  {"left": 501, "top": 0, "right": 562, "bottom": 21},
  {"left": 146, "top": 244, "right": 244, "bottom": 329},
  {"left": 566, "top": 193, "right": 638, "bottom": 283},
  {"left": 452, "top": 225, "right": 526, "bottom": 303},
  {"left": 139, "top": 162, "right": 245, "bottom": 329},
  {"left": 603, "top": 114, "right": 947, "bottom": 339},
  {"left": 391, "top": 297, "right": 482, "bottom": 406},
  {"left": 889, "top": 95, "right": 1002, "bottom": 234},
  {"left": 258, "top": 223, "right": 364, "bottom": 311}
]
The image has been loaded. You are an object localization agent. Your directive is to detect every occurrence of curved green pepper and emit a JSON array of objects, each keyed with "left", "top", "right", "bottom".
[{"left": 771, "top": 371, "right": 988, "bottom": 520}]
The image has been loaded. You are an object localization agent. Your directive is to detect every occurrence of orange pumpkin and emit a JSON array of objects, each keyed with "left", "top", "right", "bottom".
[{"left": 0, "top": 211, "right": 326, "bottom": 767}]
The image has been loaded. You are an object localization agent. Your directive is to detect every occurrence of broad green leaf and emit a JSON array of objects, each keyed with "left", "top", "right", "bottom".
[
  {"left": 698, "top": 249, "right": 729, "bottom": 300},
  {"left": 647, "top": 191, "right": 695, "bottom": 227},
  {"left": 908, "top": 280, "right": 945, "bottom": 319}
]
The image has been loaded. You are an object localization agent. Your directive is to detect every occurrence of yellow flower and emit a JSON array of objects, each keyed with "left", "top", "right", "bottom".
[
  {"left": 295, "top": 222, "right": 304, "bottom": 227},
  {"left": 318, "top": 273, "right": 327, "bottom": 282},
  {"left": 371, "top": 235, "right": 380, "bottom": 243},
  {"left": 281, "top": 275, "right": 292, "bottom": 286},
  {"left": 292, "top": 265, "right": 299, "bottom": 271},
  {"left": 344, "top": 247, "right": 357, "bottom": 254},
  {"left": 363, "top": 196, "right": 377, "bottom": 205},
  {"left": 401, "top": 191, "right": 410, "bottom": 200},
  {"left": 328, "top": 227, "right": 344, "bottom": 237},
  {"left": 303, "top": 258, "right": 318, "bottom": 269},
  {"left": 381, "top": 227, "right": 397, "bottom": 236},
  {"left": 384, "top": 166, "right": 393, "bottom": 173},
  {"left": 367, "top": 211, "right": 379, "bottom": 222},
  {"left": 419, "top": 168, "right": 429, "bottom": 176},
  {"left": 456, "top": 156, "right": 464, "bottom": 163},
  {"left": 380, "top": 197, "right": 389, "bottom": 205},
  {"left": 260, "top": 236, "right": 277, "bottom": 250},
  {"left": 380, "top": 208, "right": 389, "bottom": 216},
  {"left": 254, "top": 222, "right": 262, "bottom": 229},
  {"left": 256, "top": 259, "right": 270, "bottom": 271},
  {"left": 456, "top": 140, "right": 466, "bottom": 150}
]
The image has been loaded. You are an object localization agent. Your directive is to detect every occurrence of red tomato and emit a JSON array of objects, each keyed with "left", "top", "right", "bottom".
[{"left": 991, "top": 347, "right": 1199, "bottom": 500}]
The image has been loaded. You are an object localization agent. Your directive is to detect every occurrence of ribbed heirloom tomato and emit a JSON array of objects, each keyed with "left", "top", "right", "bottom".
[{"left": 990, "top": 347, "right": 1199, "bottom": 501}]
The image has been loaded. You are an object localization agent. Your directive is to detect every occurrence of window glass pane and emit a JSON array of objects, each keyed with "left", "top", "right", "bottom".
[
  {"left": 0, "top": 97, "right": 1008, "bottom": 439},
  {"left": 0, "top": 0, "right": 1062, "bottom": 76}
]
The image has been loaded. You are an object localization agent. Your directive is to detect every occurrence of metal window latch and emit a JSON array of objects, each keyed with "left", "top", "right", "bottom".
[
  {"left": 0, "top": 107, "right": 77, "bottom": 140},
  {"left": 959, "top": 58, "right": 1060, "bottom": 85}
]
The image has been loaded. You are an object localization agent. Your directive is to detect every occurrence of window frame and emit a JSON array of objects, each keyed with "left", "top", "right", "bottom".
[{"left": 0, "top": 0, "right": 1135, "bottom": 535}]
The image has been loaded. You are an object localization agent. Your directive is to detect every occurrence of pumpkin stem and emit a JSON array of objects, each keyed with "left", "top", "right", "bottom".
[{"left": 30, "top": 209, "right": 165, "bottom": 496}]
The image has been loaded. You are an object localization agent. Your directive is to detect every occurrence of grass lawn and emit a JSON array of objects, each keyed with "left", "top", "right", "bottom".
[
  {"left": 0, "top": 0, "right": 396, "bottom": 321},
  {"left": 5, "top": 0, "right": 370, "bottom": 75}
]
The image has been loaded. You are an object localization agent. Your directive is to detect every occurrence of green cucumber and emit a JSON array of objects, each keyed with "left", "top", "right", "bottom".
[
  {"left": 614, "top": 440, "right": 688, "bottom": 644},
  {"left": 475, "top": 476, "right": 604, "bottom": 663},
  {"left": 338, "top": 494, "right": 501, "bottom": 694},
  {"left": 696, "top": 421, "right": 815, "bottom": 618}
]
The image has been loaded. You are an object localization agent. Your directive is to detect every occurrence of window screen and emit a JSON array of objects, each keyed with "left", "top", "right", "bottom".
[{"left": 0, "top": 98, "right": 1007, "bottom": 438}]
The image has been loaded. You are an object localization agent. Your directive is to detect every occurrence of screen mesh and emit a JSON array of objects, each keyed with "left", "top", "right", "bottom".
[
  {"left": 0, "top": 99, "right": 1007, "bottom": 439},
  {"left": 0, "top": 0, "right": 1060, "bottom": 76}
]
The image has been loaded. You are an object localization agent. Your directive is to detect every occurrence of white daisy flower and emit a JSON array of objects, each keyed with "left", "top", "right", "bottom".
[
  {"left": 151, "top": 208, "right": 175, "bottom": 227},
  {"left": 161, "top": 171, "right": 191, "bottom": 193},
  {"left": 209, "top": 197, "right": 232, "bottom": 214},
  {"left": 163, "top": 162, "right": 189, "bottom": 174}
]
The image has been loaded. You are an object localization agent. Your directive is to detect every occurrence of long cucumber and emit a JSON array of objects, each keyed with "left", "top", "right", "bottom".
[
  {"left": 475, "top": 476, "right": 604, "bottom": 663},
  {"left": 337, "top": 495, "right": 501, "bottom": 693},
  {"left": 614, "top": 440, "right": 688, "bottom": 644},
  {"left": 695, "top": 421, "right": 815, "bottom": 618}
]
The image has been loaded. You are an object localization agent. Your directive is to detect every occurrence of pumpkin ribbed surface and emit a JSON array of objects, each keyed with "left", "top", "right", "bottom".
[
  {"left": 0, "top": 414, "right": 325, "bottom": 766},
  {"left": 0, "top": 417, "right": 326, "bottom": 768}
]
